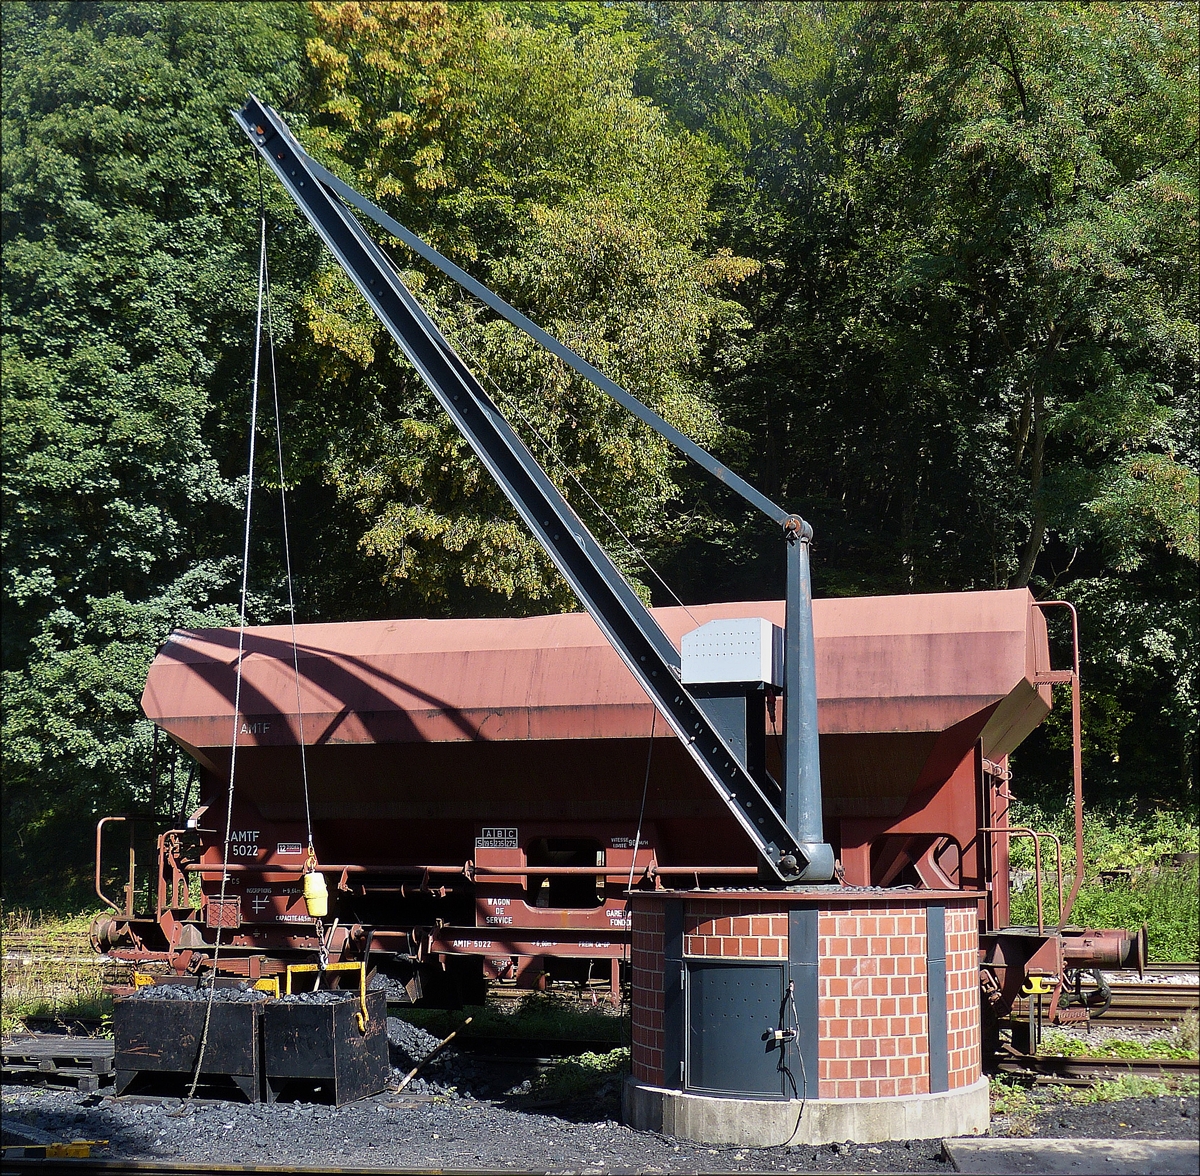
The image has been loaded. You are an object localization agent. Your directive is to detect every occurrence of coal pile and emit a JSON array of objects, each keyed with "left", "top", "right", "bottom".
[
  {"left": 126, "top": 984, "right": 268, "bottom": 1003},
  {"left": 277, "top": 990, "right": 358, "bottom": 1005},
  {"left": 386, "top": 1016, "right": 500, "bottom": 1098}
]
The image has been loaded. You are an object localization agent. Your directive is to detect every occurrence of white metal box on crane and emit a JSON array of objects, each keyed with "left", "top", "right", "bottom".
[{"left": 680, "top": 617, "right": 784, "bottom": 688}]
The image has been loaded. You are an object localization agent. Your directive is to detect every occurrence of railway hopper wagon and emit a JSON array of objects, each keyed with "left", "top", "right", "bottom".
[{"left": 95, "top": 587, "right": 1134, "bottom": 1024}]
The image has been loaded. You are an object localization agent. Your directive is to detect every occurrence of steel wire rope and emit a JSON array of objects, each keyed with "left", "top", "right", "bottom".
[
  {"left": 626, "top": 710, "right": 657, "bottom": 898},
  {"left": 262, "top": 245, "right": 314, "bottom": 854},
  {"left": 620, "top": 709, "right": 656, "bottom": 1054},
  {"left": 186, "top": 212, "right": 268, "bottom": 1101}
]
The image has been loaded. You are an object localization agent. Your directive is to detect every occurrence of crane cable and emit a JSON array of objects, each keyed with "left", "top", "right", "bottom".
[
  {"left": 186, "top": 211, "right": 268, "bottom": 1100},
  {"left": 262, "top": 228, "right": 315, "bottom": 855},
  {"left": 186, "top": 178, "right": 316, "bottom": 1096}
]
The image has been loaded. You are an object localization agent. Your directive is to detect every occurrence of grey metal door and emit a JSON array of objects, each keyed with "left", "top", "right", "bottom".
[{"left": 687, "top": 962, "right": 787, "bottom": 1097}]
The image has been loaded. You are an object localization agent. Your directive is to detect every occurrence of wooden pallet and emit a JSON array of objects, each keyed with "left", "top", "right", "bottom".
[{"left": 2, "top": 1032, "right": 114, "bottom": 1092}]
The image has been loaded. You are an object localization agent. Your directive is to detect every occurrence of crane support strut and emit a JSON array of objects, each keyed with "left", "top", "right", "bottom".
[{"left": 234, "top": 96, "right": 833, "bottom": 883}]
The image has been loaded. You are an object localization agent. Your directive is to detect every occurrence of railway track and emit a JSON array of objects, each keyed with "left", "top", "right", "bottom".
[{"left": 998, "top": 1053, "right": 1200, "bottom": 1085}]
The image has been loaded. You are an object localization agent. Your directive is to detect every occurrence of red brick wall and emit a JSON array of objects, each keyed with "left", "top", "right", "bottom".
[
  {"left": 946, "top": 903, "right": 981, "bottom": 1088},
  {"left": 683, "top": 899, "right": 789, "bottom": 959},
  {"left": 630, "top": 902, "right": 665, "bottom": 1084},
  {"left": 817, "top": 905, "right": 929, "bottom": 1098},
  {"left": 629, "top": 896, "right": 981, "bottom": 1098}
]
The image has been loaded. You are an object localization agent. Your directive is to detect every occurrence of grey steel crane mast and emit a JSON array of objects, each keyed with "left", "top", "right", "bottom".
[{"left": 234, "top": 96, "right": 833, "bottom": 884}]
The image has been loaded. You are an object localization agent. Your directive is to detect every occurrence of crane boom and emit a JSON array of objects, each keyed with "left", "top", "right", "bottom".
[{"left": 234, "top": 95, "right": 832, "bottom": 883}]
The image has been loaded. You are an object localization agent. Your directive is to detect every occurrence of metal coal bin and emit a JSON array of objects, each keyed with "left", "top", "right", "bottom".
[
  {"left": 113, "top": 965, "right": 389, "bottom": 1105},
  {"left": 114, "top": 978, "right": 266, "bottom": 1102},
  {"left": 263, "top": 963, "right": 389, "bottom": 1105}
]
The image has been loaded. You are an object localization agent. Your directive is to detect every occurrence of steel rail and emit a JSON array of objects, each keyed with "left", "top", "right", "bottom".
[{"left": 998, "top": 1054, "right": 1200, "bottom": 1083}]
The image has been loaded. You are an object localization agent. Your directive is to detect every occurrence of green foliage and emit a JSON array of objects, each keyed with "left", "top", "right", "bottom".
[
  {"left": 395, "top": 991, "right": 624, "bottom": 1042},
  {"left": 0, "top": 909, "right": 116, "bottom": 1035},
  {"left": 1040, "top": 1030, "right": 1196, "bottom": 1061},
  {"left": 529, "top": 1046, "right": 629, "bottom": 1103},
  {"left": 1007, "top": 801, "right": 1198, "bottom": 957},
  {"left": 1, "top": 1, "right": 313, "bottom": 906},
  {"left": 1012, "top": 865, "right": 1198, "bottom": 961},
  {"left": 1073, "top": 1073, "right": 1199, "bottom": 1103},
  {"left": 2, "top": 1, "right": 1197, "bottom": 903},
  {"left": 644, "top": 1, "right": 1198, "bottom": 804},
  {"left": 991, "top": 1073, "right": 1200, "bottom": 1128},
  {"left": 1008, "top": 803, "right": 1199, "bottom": 873},
  {"left": 302, "top": 1, "right": 744, "bottom": 610}
]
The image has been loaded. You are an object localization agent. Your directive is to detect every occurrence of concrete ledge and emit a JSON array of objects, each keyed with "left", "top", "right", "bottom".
[{"left": 623, "top": 1074, "right": 989, "bottom": 1147}]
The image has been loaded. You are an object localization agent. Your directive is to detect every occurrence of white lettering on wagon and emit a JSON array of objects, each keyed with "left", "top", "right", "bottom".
[
  {"left": 475, "top": 827, "right": 518, "bottom": 849},
  {"left": 230, "top": 830, "right": 260, "bottom": 858},
  {"left": 485, "top": 916, "right": 513, "bottom": 925},
  {"left": 240, "top": 721, "right": 272, "bottom": 735}
]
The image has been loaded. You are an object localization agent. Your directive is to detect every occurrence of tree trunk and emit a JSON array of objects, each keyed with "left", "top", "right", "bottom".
[{"left": 1011, "top": 387, "right": 1046, "bottom": 588}]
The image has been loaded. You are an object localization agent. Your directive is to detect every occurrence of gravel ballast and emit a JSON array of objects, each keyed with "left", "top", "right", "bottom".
[{"left": 1, "top": 1081, "right": 1194, "bottom": 1173}]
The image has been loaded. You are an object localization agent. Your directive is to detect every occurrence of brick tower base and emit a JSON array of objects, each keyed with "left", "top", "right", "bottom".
[{"left": 624, "top": 887, "right": 988, "bottom": 1146}]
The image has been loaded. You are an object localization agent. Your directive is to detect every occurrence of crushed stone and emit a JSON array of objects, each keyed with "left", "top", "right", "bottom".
[{"left": 2, "top": 1078, "right": 1194, "bottom": 1173}]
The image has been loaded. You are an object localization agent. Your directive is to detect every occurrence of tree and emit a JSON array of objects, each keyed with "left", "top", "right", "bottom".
[
  {"left": 297, "top": 0, "right": 752, "bottom": 612},
  {"left": 644, "top": 2, "right": 1198, "bottom": 803},
  {"left": 1, "top": 2, "right": 312, "bottom": 904}
]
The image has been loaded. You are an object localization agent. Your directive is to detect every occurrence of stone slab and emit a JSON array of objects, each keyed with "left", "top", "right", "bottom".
[
  {"left": 944, "top": 1138, "right": 1200, "bottom": 1176},
  {"left": 624, "top": 1073, "right": 989, "bottom": 1146}
]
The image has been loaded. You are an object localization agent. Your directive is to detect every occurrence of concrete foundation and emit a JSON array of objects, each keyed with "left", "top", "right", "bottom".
[{"left": 623, "top": 1073, "right": 990, "bottom": 1147}]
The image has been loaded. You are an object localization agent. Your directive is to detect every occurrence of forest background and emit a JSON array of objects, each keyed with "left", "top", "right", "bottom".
[{"left": 3, "top": 1, "right": 1197, "bottom": 915}]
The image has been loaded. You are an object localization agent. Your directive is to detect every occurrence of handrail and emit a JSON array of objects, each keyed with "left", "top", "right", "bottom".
[
  {"left": 981, "top": 826, "right": 1064, "bottom": 933},
  {"left": 183, "top": 861, "right": 758, "bottom": 878},
  {"left": 1032, "top": 600, "right": 1084, "bottom": 926},
  {"left": 95, "top": 816, "right": 126, "bottom": 914}
]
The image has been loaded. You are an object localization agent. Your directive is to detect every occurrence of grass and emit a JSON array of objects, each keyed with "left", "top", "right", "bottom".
[
  {"left": 1076, "top": 1072, "right": 1200, "bottom": 1103},
  {"left": 1, "top": 907, "right": 119, "bottom": 1036},
  {"left": 1005, "top": 802, "right": 1199, "bottom": 960},
  {"left": 990, "top": 1069, "right": 1200, "bottom": 1133},
  {"left": 1010, "top": 863, "right": 1198, "bottom": 960},
  {"left": 397, "top": 990, "right": 625, "bottom": 1043},
  {"left": 1038, "top": 1027, "right": 1198, "bottom": 1061},
  {"left": 529, "top": 1046, "right": 629, "bottom": 1103}
]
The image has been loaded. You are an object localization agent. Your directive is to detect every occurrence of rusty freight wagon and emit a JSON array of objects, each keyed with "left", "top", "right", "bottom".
[{"left": 96, "top": 587, "right": 1099, "bottom": 1016}]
